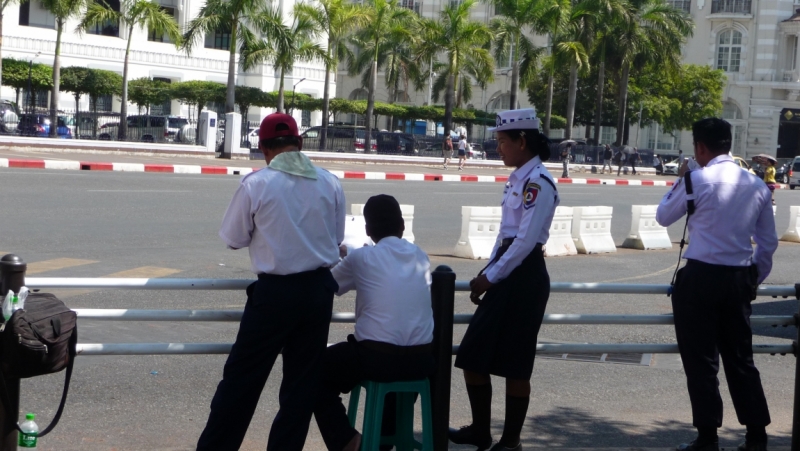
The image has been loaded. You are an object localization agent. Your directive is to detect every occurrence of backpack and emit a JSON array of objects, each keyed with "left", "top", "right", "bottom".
[{"left": 0, "top": 293, "right": 78, "bottom": 437}]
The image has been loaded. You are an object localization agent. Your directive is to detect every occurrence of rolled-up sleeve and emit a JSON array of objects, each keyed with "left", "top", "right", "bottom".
[
  {"left": 219, "top": 182, "right": 254, "bottom": 249},
  {"left": 752, "top": 193, "right": 778, "bottom": 284},
  {"left": 331, "top": 252, "right": 356, "bottom": 296},
  {"left": 656, "top": 178, "right": 688, "bottom": 227},
  {"left": 484, "top": 179, "right": 556, "bottom": 284}
]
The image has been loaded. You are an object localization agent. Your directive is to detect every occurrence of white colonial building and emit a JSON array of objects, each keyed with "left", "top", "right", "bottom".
[{"left": 0, "top": 0, "right": 330, "bottom": 127}]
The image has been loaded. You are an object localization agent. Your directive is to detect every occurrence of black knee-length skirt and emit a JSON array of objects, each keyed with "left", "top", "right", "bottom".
[{"left": 454, "top": 244, "right": 550, "bottom": 380}]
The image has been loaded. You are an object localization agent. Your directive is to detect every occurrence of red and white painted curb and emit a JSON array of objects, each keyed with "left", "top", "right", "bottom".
[{"left": 3, "top": 157, "right": 787, "bottom": 188}]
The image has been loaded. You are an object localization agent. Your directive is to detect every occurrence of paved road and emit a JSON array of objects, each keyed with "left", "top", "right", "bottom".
[{"left": 1, "top": 167, "right": 799, "bottom": 450}]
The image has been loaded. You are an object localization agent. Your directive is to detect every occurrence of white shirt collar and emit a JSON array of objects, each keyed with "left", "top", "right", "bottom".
[
  {"left": 705, "top": 154, "right": 734, "bottom": 168},
  {"left": 510, "top": 156, "right": 542, "bottom": 183}
]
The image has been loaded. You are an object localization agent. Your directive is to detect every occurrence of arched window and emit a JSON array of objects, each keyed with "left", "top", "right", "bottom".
[
  {"left": 716, "top": 30, "right": 742, "bottom": 72},
  {"left": 722, "top": 101, "right": 742, "bottom": 120}
]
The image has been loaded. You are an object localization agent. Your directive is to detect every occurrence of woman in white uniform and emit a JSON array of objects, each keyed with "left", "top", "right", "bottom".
[{"left": 449, "top": 109, "right": 559, "bottom": 451}]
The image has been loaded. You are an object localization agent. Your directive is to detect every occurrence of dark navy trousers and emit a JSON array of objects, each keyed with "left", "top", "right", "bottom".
[
  {"left": 197, "top": 268, "right": 337, "bottom": 451},
  {"left": 672, "top": 259, "right": 770, "bottom": 429}
]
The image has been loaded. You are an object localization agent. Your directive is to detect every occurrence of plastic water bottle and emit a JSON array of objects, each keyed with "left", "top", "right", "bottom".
[
  {"left": 2, "top": 292, "right": 19, "bottom": 322},
  {"left": 18, "top": 413, "right": 38, "bottom": 449}
]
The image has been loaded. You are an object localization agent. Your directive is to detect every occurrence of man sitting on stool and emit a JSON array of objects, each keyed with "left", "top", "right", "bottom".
[{"left": 314, "top": 194, "right": 435, "bottom": 451}]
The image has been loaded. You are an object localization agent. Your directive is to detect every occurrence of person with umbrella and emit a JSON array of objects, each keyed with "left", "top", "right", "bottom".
[
  {"left": 755, "top": 154, "right": 778, "bottom": 205},
  {"left": 616, "top": 147, "right": 628, "bottom": 176}
]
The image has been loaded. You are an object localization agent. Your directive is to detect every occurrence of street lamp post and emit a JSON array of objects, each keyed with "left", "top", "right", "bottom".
[
  {"left": 482, "top": 94, "right": 501, "bottom": 145},
  {"left": 289, "top": 78, "right": 307, "bottom": 117},
  {"left": 26, "top": 52, "right": 41, "bottom": 117},
  {"left": 427, "top": 58, "right": 436, "bottom": 136}
]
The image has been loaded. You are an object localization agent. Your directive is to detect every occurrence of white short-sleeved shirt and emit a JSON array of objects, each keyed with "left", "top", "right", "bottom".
[
  {"left": 332, "top": 236, "right": 434, "bottom": 346},
  {"left": 656, "top": 154, "right": 778, "bottom": 283},
  {"left": 458, "top": 139, "right": 467, "bottom": 150},
  {"left": 219, "top": 165, "right": 345, "bottom": 275},
  {"left": 484, "top": 156, "right": 559, "bottom": 283}
]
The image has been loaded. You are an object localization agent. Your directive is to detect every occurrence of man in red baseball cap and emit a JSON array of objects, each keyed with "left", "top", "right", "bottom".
[{"left": 198, "top": 113, "right": 346, "bottom": 451}]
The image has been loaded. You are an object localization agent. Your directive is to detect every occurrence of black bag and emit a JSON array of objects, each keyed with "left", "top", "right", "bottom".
[{"left": 0, "top": 293, "right": 77, "bottom": 437}]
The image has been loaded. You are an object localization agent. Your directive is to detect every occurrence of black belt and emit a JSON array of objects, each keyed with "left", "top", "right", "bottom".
[
  {"left": 479, "top": 239, "right": 543, "bottom": 275},
  {"left": 257, "top": 267, "right": 331, "bottom": 280},
  {"left": 685, "top": 259, "right": 750, "bottom": 272},
  {"left": 355, "top": 338, "right": 432, "bottom": 356}
]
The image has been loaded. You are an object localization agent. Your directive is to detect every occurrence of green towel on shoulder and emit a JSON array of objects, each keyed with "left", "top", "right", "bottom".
[{"left": 268, "top": 151, "right": 317, "bottom": 180}]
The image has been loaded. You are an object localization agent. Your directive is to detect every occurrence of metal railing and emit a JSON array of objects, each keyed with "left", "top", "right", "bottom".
[
  {"left": 711, "top": 0, "right": 751, "bottom": 13},
  {"left": 3, "top": 257, "right": 800, "bottom": 449}
]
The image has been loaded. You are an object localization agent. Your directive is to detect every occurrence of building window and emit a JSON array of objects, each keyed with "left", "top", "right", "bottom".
[
  {"left": 148, "top": 7, "right": 177, "bottom": 42},
  {"left": 19, "top": 0, "right": 56, "bottom": 28},
  {"left": 666, "top": 0, "right": 691, "bottom": 12},
  {"left": 86, "top": 0, "right": 121, "bottom": 36},
  {"left": 722, "top": 101, "right": 742, "bottom": 120},
  {"left": 301, "top": 110, "right": 311, "bottom": 128},
  {"left": 711, "top": 0, "right": 751, "bottom": 14},
  {"left": 600, "top": 126, "right": 616, "bottom": 145},
  {"left": 95, "top": 94, "right": 113, "bottom": 112},
  {"left": 18, "top": 1, "right": 29, "bottom": 26},
  {"left": 449, "top": 0, "right": 463, "bottom": 8},
  {"left": 205, "top": 27, "right": 231, "bottom": 50},
  {"left": 716, "top": 30, "right": 742, "bottom": 73}
]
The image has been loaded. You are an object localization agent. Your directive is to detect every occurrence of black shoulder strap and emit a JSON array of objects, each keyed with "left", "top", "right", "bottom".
[
  {"left": 0, "top": 327, "right": 76, "bottom": 437},
  {"left": 669, "top": 170, "right": 695, "bottom": 296}
]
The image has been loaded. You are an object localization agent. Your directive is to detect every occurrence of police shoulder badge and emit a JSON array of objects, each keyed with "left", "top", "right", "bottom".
[{"left": 523, "top": 180, "right": 540, "bottom": 210}]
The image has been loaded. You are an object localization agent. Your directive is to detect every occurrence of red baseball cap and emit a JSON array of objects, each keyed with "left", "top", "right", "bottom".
[{"left": 259, "top": 113, "right": 300, "bottom": 141}]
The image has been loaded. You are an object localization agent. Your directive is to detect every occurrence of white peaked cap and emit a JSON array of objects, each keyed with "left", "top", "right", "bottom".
[{"left": 488, "top": 108, "right": 539, "bottom": 132}]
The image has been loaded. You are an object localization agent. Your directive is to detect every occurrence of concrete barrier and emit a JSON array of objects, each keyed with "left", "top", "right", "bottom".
[
  {"left": 453, "top": 206, "right": 502, "bottom": 259},
  {"left": 544, "top": 207, "right": 578, "bottom": 257},
  {"left": 571, "top": 206, "right": 617, "bottom": 254},
  {"left": 780, "top": 206, "right": 800, "bottom": 243},
  {"left": 351, "top": 204, "right": 415, "bottom": 243},
  {"left": 621, "top": 205, "right": 672, "bottom": 250}
]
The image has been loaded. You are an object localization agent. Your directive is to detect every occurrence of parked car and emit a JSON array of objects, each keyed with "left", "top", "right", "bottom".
[
  {"left": 482, "top": 138, "right": 499, "bottom": 160},
  {"left": 774, "top": 158, "right": 793, "bottom": 184},
  {"left": 0, "top": 100, "right": 19, "bottom": 133},
  {"left": 16, "top": 114, "right": 71, "bottom": 138},
  {"left": 375, "top": 132, "right": 418, "bottom": 155},
  {"left": 301, "top": 125, "right": 377, "bottom": 152},
  {"left": 789, "top": 156, "right": 800, "bottom": 190},
  {"left": 467, "top": 142, "right": 485, "bottom": 160},
  {"left": 98, "top": 115, "right": 189, "bottom": 142}
]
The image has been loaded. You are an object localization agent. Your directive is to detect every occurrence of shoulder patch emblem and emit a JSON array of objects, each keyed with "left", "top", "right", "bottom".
[{"left": 524, "top": 182, "right": 540, "bottom": 209}]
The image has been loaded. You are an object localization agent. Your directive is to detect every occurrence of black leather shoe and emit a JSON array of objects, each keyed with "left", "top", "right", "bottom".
[
  {"left": 676, "top": 440, "right": 719, "bottom": 451},
  {"left": 448, "top": 425, "right": 493, "bottom": 450},
  {"left": 489, "top": 442, "right": 522, "bottom": 451},
  {"left": 737, "top": 441, "right": 768, "bottom": 451}
]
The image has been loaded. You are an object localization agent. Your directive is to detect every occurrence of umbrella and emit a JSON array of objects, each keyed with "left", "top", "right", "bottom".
[
  {"left": 752, "top": 154, "right": 777, "bottom": 165},
  {"left": 557, "top": 139, "right": 577, "bottom": 149}
]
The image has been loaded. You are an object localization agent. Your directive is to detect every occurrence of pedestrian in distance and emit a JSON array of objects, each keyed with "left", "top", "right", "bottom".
[
  {"left": 443, "top": 135, "right": 454, "bottom": 169},
  {"left": 601, "top": 145, "right": 613, "bottom": 174},
  {"left": 763, "top": 159, "right": 777, "bottom": 205},
  {"left": 560, "top": 143, "right": 571, "bottom": 178},
  {"left": 654, "top": 154, "right": 663, "bottom": 175},
  {"left": 458, "top": 134, "right": 468, "bottom": 171},
  {"left": 313, "top": 194, "right": 435, "bottom": 451},
  {"left": 449, "top": 108, "right": 559, "bottom": 451},
  {"left": 197, "top": 113, "right": 345, "bottom": 451},
  {"left": 615, "top": 148, "right": 626, "bottom": 176},
  {"left": 678, "top": 149, "right": 685, "bottom": 168},
  {"left": 630, "top": 147, "right": 641, "bottom": 175},
  {"left": 656, "top": 118, "right": 778, "bottom": 451}
]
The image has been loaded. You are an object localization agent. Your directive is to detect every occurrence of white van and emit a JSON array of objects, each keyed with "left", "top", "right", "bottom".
[{"left": 790, "top": 156, "right": 800, "bottom": 190}]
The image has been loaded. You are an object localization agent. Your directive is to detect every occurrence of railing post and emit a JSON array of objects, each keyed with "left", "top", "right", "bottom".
[
  {"left": 0, "top": 254, "right": 27, "bottom": 451},
  {"left": 793, "top": 283, "right": 800, "bottom": 451},
  {"left": 430, "top": 265, "right": 456, "bottom": 451}
]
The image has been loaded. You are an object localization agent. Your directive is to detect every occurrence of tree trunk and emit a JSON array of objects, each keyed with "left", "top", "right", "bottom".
[
  {"left": 565, "top": 61, "right": 578, "bottom": 139},
  {"left": 225, "top": 21, "right": 238, "bottom": 113},
  {"left": 0, "top": 7, "right": 5, "bottom": 91},
  {"left": 74, "top": 93, "right": 80, "bottom": 139},
  {"left": 543, "top": 69, "right": 554, "bottom": 136},
  {"left": 443, "top": 70, "right": 455, "bottom": 136},
  {"left": 509, "top": 51, "right": 519, "bottom": 111},
  {"left": 277, "top": 68, "right": 285, "bottom": 113},
  {"left": 365, "top": 59, "right": 377, "bottom": 152},
  {"left": 119, "top": 24, "right": 133, "bottom": 141},
  {"left": 320, "top": 45, "right": 331, "bottom": 150},
  {"left": 592, "top": 53, "right": 605, "bottom": 145},
  {"left": 615, "top": 63, "right": 630, "bottom": 146},
  {"left": 50, "top": 19, "right": 63, "bottom": 137}
]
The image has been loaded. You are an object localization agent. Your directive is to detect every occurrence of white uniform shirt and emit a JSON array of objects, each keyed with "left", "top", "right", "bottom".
[
  {"left": 332, "top": 236, "right": 434, "bottom": 346},
  {"left": 458, "top": 139, "right": 467, "bottom": 151},
  {"left": 656, "top": 154, "right": 778, "bottom": 283},
  {"left": 484, "top": 156, "right": 560, "bottom": 283},
  {"left": 219, "top": 166, "right": 345, "bottom": 275}
]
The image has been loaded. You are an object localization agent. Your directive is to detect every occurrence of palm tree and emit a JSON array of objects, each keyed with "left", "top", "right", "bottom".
[
  {"left": 537, "top": 0, "right": 571, "bottom": 136},
  {"left": 348, "top": 0, "right": 415, "bottom": 152},
  {"left": 487, "top": 0, "right": 545, "bottom": 112},
  {"left": 182, "top": 0, "right": 272, "bottom": 113},
  {"left": 241, "top": 8, "right": 327, "bottom": 114},
  {"left": 417, "top": 0, "right": 493, "bottom": 135},
  {"left": 609, "top": 0, "right": 692, "bottom": 145},
  {"left": 79, "top": 0, "right": 181, "bottom": 140},
  {"left": 41, "top": 0, "right": 87, "bottom": 137},
  {"left": 294, "top": 0, "right": 369, "bottom": 149}
]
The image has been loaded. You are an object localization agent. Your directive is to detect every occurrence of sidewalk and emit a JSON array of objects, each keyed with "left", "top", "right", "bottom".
[{"left": 0, "top": 148, "right": 715, "bottom": 188}]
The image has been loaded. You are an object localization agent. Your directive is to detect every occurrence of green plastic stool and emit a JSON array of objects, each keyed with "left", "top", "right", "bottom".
[{"left": 347, "top": 379, "right": 433, "bottom": 451}]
